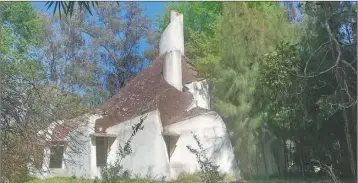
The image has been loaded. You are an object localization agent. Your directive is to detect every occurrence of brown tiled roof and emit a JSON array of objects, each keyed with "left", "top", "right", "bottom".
[
  {"left": 52, "top": 124, "right": 73, "bottom": 141},
  {"left": 51, "top": 53, "right": 202, "bottom": 139},
  {"left": 51, "top": 116, "right": 88, "bottom": 141},
  {"left": 94, "top": 54, "right": 200, "bottom": 132}
]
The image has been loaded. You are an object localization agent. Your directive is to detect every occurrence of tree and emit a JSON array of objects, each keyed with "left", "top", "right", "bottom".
[
  {"left": 157, "top": 2, "right": 222, "bottom": 78},
  {"left": 1, "top": 3, "right": 93, "bottom": 181},
  {"left": 36, "top": 10, "right": 108, "bottom": 109},
  {"left": 258, "top": 2, "right": 356, "bottom": 180},
  {"left": 1, "top": 3, "right": 47, "bottom": 181},
  {"left": 83, "top": 2, "right": 151, "bottom": 97},
  {"left": 211, "top": 2, "right": 298, "bottom": 178},
  {"left": 298, "top": 2, "right": 356, "bottom": 180},
  {"left": 40, "top": 2, "right": 154, "bottom": 101}
]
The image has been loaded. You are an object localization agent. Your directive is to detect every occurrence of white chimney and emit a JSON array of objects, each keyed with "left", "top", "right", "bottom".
[
  {"left": 163, "top": 50, "right": 182, "bottom": 91},
  {"left": 159, "top": 10, "right": 184, "bottom": 91},
  {"left": 159, "top": 10, "right": 184, "bottom": 55}
]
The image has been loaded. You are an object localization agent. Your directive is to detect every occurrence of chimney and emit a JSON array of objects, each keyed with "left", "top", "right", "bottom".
[{"left": 159, "top": 10, "right": 184, "bottom": 91}]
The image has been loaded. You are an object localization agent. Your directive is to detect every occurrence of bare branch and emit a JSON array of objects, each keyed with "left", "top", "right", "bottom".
[{"left": 304, "top": 41, "right": 330, "bottom": 76}]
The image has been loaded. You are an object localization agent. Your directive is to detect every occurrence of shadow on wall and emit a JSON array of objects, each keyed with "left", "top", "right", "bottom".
[
  {"left": 195, "top": 81, "right": 210, "bottom": 107},
  {"left": 64, "top": 128, "right": 91, "bottom": 166},
  {"left": 203, "top": 127, "right": 241, "bottom": 179}
]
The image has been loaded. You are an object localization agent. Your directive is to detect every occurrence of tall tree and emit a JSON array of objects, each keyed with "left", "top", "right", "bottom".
[
  {"left": 299, "top": 2, "right": 356, "bottom": 180},
  {"left": 84, "top": 2, "right": 151, "bottom": 96},
  {"left": 1, "top": 3, "right": 93, "bottom": 181},
  {"left": 258, "top": 1, "right": 356, "bottom": 180},
  {"left": 36, "top": 10, "right": 107, "bottom": 109},
  {"left": 1, "top": 2, "right": 46, "bottom": 182},
  {"left": 212, "top": 2, "right": 298, "bottom": 177}
]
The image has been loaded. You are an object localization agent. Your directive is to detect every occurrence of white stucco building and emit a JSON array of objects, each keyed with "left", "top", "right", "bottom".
[{"left": 33, "top": 10, "right": 240, "bottom": 181}]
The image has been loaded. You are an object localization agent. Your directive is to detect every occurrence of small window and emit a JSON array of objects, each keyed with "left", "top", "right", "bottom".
[
  {"left": 183, "top": 86, "right": 189, "bottom": 92},
  {"left": 163, "top": 135, "right": 179, "bottom": 161},
  {"left": 49, "top": 142, "right": 65, "bottom": 168},
  {"left": 96, "top": 137, "right": 109, "bottom": 167}
]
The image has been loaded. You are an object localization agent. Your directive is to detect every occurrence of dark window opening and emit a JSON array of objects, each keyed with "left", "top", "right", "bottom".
[
  {"left": 49, "top": 141, "right": 65, "bottom": 168},
  {"left": 183, "top": 86, "right": 189, "bottom": 92},
  {"left": 96, "top": 137, "right": 109, "bottom": 167},
  {"left": 163, "top": 135, "right": 179, "bottom": 161}
]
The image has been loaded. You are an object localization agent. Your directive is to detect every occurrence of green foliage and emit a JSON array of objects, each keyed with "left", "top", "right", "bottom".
[
  {"left": 208, "top": 2, "right": 299, "bottom": 177},
  {"left": 26, "top": 176, "right": 340, "bottom": 183},
  {"left": 156, "top": 2, "right": 222, "bottom": 77},
  {"left": 157, "top": 2, "right": 222, "bottom": 35},
  {"left": 252, "top": 1, "right": 357, "bottom": 180},
  {"left": 258, "top": 42, "right": 300, "bottom": 130},
  {"left": 1, "top": 2, "right": 43, "bottom": 55},
  {"left": 26, "top": 177, "right": 94, "bottom": 183}
]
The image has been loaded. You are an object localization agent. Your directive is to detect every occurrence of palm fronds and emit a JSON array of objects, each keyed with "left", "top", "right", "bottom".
[{"left": 45, "top": 1, "right": 99, "bottom": 18}]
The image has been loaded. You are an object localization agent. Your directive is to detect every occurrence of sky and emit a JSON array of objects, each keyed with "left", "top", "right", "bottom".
[{"left": 31, "top": 2, "right": 166, "bottom": 21}]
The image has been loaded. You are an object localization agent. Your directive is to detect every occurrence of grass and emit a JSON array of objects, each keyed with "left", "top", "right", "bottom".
[
  {"left": 26, "top": 174, "right": 338, "bottom": 183},
  {"left": 26, "top": 178, "right": 337, "bottom": 183},
  {"left": 26, "top": 177, "right": 94, "bottom": 183}
]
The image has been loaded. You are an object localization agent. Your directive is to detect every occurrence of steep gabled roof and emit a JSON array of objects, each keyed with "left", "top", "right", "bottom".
[
  {"left": 51, "top": 53, "right": 204, "bottom": 140},
  {"left": 94, "top": 53, "right": 200, "bottom": 133}
]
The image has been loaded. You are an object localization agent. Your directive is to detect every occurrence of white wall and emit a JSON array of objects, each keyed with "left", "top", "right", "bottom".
[
  {"left": 34, "top": 110, "right": 240, "bottom": 181},
  {"left": 34, "top": 114, "right": 102, "bottom": 179},
  {"left": 91, "top": 110, "right": 170, "bottom": 180},
  {"left": 164, "top": 111, "right": 241, "bottom": 180},
  {"left": 185, "top": 80, "right": 211, "bottom": 110}
]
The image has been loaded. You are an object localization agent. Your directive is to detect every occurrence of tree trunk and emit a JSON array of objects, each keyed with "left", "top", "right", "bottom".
[
  {"left": 289, "top": 139, "right": 292, "bottom": 171},
  {"left": 336, "top": 68, "right": 357, "bottom": 182},
  {"left": 0, "top": 6, "right": 3, "bottom": 183},
  {"left": 295, "top": 132, "right": 304, "bottom": 177},
  {"left": 261, "top": 134, "right": 268, "bottom": 177},
  {"left": 282, "top": 138, "right": 287, "bottom": 177},
  {"left": 272, "top": 145, "right": 281, "bottom": 176},
  {"left": 255, "top": 148, "right": 259, "bottom": 175},
  {"left": 299, "top": 143, "right": 304, "bottom": 178}
]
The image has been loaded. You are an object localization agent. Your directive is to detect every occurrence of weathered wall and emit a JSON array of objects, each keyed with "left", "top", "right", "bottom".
[
  {"left": 185, "top": 80, "right": 210, "bottom": 110},
  {"left": 34, "top": 114, "right": 102, "bottom": 179},
  {"left": 90, "top": 110, "right": 169, "bottom": 179},
  {"left": 34, "top": 110, "right": 240, "bottom": 181},
  {"left": 164, "top": 111, "right": 241, "bottom": 180}
]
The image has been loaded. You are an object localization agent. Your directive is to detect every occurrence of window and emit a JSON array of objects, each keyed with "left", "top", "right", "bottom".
[
  {"left": 96, "top": 137, "right": 109, "bottom": 167},
  {"left": 183, "top": 86, "right": 189, "bottom": 92},
  {"left": 163, "top": 135, "right": 179, "bottom": 161},
  {"left": 49, "top": 141, "right": 65, "bottom": 168}
]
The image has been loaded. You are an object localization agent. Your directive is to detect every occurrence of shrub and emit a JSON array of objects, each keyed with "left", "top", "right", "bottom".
[
  {"left": 100, "top": 115, "right": 146, "bottom": 183},
  {"left": 186, "top": 132, "right": 224, "bottom": 183}
]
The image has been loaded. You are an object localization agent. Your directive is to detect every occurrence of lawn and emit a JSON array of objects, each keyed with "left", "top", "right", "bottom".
[{"left": 26, "top": 177, "right": 336, "bottom": 183}]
